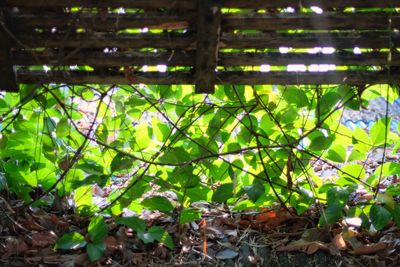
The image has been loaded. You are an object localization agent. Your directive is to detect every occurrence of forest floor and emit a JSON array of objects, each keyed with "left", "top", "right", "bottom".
[{"left": 1, "top": 98, "right": 400, "bottom": 266}]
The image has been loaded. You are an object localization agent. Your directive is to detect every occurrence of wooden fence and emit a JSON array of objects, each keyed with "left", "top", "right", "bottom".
[{"left": 1, "top": 0, "right": 400, "bottom": 93}]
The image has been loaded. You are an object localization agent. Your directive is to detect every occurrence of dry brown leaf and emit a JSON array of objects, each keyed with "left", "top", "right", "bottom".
[
  {"left": 31, "top": 231, "right": 58, "bottom": 248},
  {"left": 2, "top": 237, "right": 29, "bottom": 258},
  {"left": 353, "top": 243, "right": 387, "bottom": 255},
  {"left": 277, "top": 240, "right": 330, "bottom": 255},
  {"left": 332, "top": 233, "right": 347, "bottom": 250},
  {"left": 104, "top": 236, "right": 119, "bottom": 251},
  {"left": 25, "top": 215, "right": 46, "bottom": 231}
]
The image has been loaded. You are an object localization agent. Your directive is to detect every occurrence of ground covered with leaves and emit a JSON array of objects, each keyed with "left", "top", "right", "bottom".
[{"left": 1, "top": 197, "right": 400, "bottom": 266}]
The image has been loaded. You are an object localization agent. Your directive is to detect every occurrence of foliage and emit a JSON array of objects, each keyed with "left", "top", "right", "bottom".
[{"left": 1, "top": 83, "right": 400, "bottom": 257}]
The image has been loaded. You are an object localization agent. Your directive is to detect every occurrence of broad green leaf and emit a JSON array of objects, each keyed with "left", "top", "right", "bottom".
[
  {"left": 327, "top": 187, "right": 349, "bottom": 208},
  {"left": 320, "top": 203, "right": 343, "bottom": 225},
  {"left": 148, "top": 226, "right": 174, "bottom": 249},
  {"left": 376, "top": 193, "right": 396, "bottom": 210},
  {"left": 142, "top": 196, "right": 174, "bottom": 213},
  {"left": 370, "top": 117, "right": 391, "bottom": 146},
  {"left": 179, "top": 209, "right": 202, "bottom": 224},
  {"left": 110, "top": 153, "right": 133, "bottom": 173},
  {"left": 341, "top": 164, "right": 365, "bottom": 181},
  {"left": 87, "top": 242, "right": 106, "bottom": 262},
  {"left": 393, "top": 204, "right": 400, "bottom": 228},
  {"left": 212, "top": 183, "right": 234, "bottom": 203},
  {"left": 159, "top": 147, "right": 191, "bottom": 164},
  {"left": 279, "top": 107, "right": 298, "bottom": 124},
  {"left": 74, "top": 185, "right": 93, "bottom": 216},
  {"left": 56, "top": 118, "right": 70, "bottom": 138},
  {"left": 347, "top": 149, "right": 366, "bottom": 162},
  {"left": 309, "top": 135, "right": 333, "bottom": 151},
  {"left": 373, "top": 162, "right": 400, "bottom": 180},
  {"left": 282, "top": 87, "right": 309, "bottom": 107},
  {"left": 370, "top": 205, "right": 392, "bottom": 231},
  {"left": 115, "top": 217, "right": 146, "bottom": 233},
  {"left": 326, "top": 144, "right": 346, "bottom": 163},
  {"left": 244, "top": 183, "right": 265, "bottom": 202},
  {"left": 95, "top": 123, "right": 108, "bottom": 143},
  {"left": 88, "top": 216, "right": 108, "bottom": 243},
  {"left": 55, "top": 232, "right": 87, "bottom": 250}
]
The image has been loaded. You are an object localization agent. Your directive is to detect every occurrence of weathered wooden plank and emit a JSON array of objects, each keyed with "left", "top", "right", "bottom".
[
  {"left": 223, "top": 0, "right": 400, "bottom": 8},
  {"left": 12, "top": 51, "right": 399, "bottom": 67},
  {"left": 12, "top": 32, "right": 398, "bottom": 50},
  {"left": 16, "top": 70, "right": 194, "bottom": 84},
  {"left": 2, "top": 0, "right": 400, "bottom": 9},
  {"left": 195, "top": 0, "right": 221, "bottom": 93},
  {"left": 218, "top": 52, "right": 398, "bottom": 66},
  {"left": 0, "top": 11, "right": 18, "bottom": 92},
  {"left": 0, "top": 0, "right": 197, "bottom": 10},
  {"left": 9, "top": 13, "right": 195, "bottom": 31},
  {"left": 222, "top": 13, "right": 398, "bottom": 31},
  {"left": 221, "top": 32, "right": 397, "bottom": 49},
  {"left": 13, "top": 50, "right": 195, "bottom": 66},
  {"left": 10, "top": 12, "right": 398, "bottom": 31},
  {"left": 15, "top": 33, "right": 196, "bottom": 49},
  {"left": 16, "top": 70, "right": 400, "bottom": 85}
]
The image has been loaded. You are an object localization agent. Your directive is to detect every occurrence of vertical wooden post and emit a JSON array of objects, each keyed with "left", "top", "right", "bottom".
[
  {"left": 195, "top": 0, "right": 221, "bottom": 94},
  {"left": 0, "top": 10, "right": 18, "bottom": 92}
]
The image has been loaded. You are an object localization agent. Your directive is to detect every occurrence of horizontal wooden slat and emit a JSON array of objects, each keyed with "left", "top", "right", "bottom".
[
  {"left": 12, "top": 51, "right": 194, "bottom": 66},
  {"left": 8, "top": 13, "right": 195, "bottom": 31},
  {"left": 11, "top": 51, "right": 398, "bottom": 67},
  {"left": 222, "top": 0, "right": 400, "bottom": 9},
  {"left": 12, "top": 32, "right": 398, "bottom": 50},
  {"left": 221, "top": 32, "right": 397, "bottom": 49},
  {"left": 223, "top": 13, "right": 397, "bottom": 30},
  {"left": 9, "top": 13, "right": 398, "bottom": 31},
  {"left": 2, "top": 0, "right": 400, "bottom": 9},
  {"left": 218, "top": 52, "right": 398, "bottom": 66},
  {"left": 15, "top": 33, "right": 196, "bottom": 49},
  {"left": 15, "top": 70, "right": 400, "bottom": 85},
  {"left": 0, "top": 0, "right": 197, "bottom": 10}
]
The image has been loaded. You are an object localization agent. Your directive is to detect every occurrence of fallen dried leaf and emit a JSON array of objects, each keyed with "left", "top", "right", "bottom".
[
  {"left": 32, "top": 231, "right": 57, "bottom": 248},
  {"left": 353, "top": 243, "right": 387, "bottom": 255},
  {"left": 333, "top": 233, "right": 347, "bottom": 250},
  {"left": 277, "top": 240, "right": 330, "bottom": 255},
  {"left": 104, "top": 236, "right": 119, "bottom": 251}
]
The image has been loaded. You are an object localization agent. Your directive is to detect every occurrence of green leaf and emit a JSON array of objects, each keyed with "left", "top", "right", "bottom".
[
  {"left": 74, "top": 185, "right": 93, "bottom": 216},
  {"left": 212, "top": 183, "right": 234, "bottom": 203},
  {"left": 159, "top": 147, "right": 191, "bottom": 164},
  {"left": 55, "top": 232, "right": 87, "bottom": 250},
  {"left": 141, "top": 196, "right": 174, "bottom": 213},
  {"left": 370, "top": 205, "right": 392, "bottom": 231},
  {"left": 393, "top": 204, "right": 400, "bottom": 228},
  {"left": 282, "top": 87, "right": 309, "bottom": 107},
  {"left": 110, "top": 153, "right": 133, "bottom": 173},
  {"left": 341, "top": 164, "right": 365, "bottom": 181},
  {"left": 326, "top": 144, "right": 346, "bottom": 163},
  {"left": 279, "top": 107, "right": 298, "bottom": 124},
  {"left": 56, "top": 118, "right": 70, "bottom": 138},
  {"left": 320, "top": 204, "right": 343, "bottom": 225},
  {"left": 148, "top": 226, "right": 174, "bottom": 249},
  {"left": 327, "top": 187, "right": 349, "bottom": 208},
  {"left": 88, "top": 216, "right": 108, "bottom": 243},
  {"left": 370, "top": 117, "right": 391, "bottom": 146},
  {"left": 309, "top": 135, "right": 333, "bottom": 151},
  {"left": 87, "top": 242, "right": 106, "bottom": 262},
  {"left": 244, "top": 183, "right": 265, "bottom": 202},
  {"left": 179, "top": 209, "right": 202, "bottom": 224},
  {"left": 115, "top": 217, "right": 146, "bottom": 233}
]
